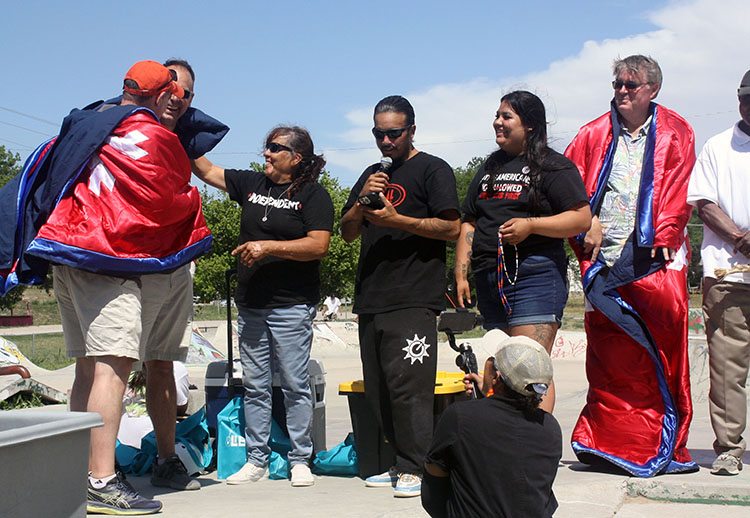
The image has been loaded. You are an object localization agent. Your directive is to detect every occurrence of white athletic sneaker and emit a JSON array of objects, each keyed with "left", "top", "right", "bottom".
[
  {"left": 364, "top": 467, "right": 399, "bottom": 487},
  {"left": 711, "top": 453, "right": 743, "bottom": 476},
  {"left": 226, "top": 462, "right": 268, "bottom": 485},
  {"left": 393, "top": 473, "right": 422, "bottom": 498},
  {"left": 290, "top": 464, "right": 315, "bottom": 487}
]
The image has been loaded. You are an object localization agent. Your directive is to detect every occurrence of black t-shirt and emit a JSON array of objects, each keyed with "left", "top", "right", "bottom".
[
  {"left": 225, "top": 169, "right": 334, "bottom": 308},
  {"left": 462, "top": 150, "right": 588, "bottom": 272},
  {"left": 342, "top": 152, "right": 459, "bottom": 314},
  {"left": 425, "top": 395, "right": 562, "bottom": 518}
]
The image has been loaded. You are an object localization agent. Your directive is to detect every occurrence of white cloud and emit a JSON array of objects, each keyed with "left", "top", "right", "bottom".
[{"left": 328, "top": 0, "right": 747, "bottom": 185}]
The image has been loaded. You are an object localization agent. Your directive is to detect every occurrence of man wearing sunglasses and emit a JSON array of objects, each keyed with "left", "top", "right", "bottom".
[
  {"left": 341, "top": 95, "right": 460, "bottom": 498},
  {"left": 687, "top": 69, "right": 750, "bottom": 477},
  {"left": 565, "top": 55, "right": 697, "bottom": 477},
  {"left": 120, "top": 59, "right": 203, "bottom": 496}
]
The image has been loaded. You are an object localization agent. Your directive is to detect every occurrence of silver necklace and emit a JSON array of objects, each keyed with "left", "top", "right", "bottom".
[{"left": 262, "top": 184, "right": 293, "bottom": 222}]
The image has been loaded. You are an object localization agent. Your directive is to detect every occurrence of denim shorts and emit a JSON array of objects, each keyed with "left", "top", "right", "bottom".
[{"left": 475, "top": 249, "right": 569, "bottom": 330}]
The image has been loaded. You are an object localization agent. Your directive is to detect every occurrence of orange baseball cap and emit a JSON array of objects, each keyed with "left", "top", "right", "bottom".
[{"left": 123, "top": 60, "right": 185, "bottom": 98}]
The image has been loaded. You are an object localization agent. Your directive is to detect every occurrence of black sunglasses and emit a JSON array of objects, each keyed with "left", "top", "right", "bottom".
[
  {"left": 181, "top": 88, "right": 193, "bottom": 99},
  {"left": 612, "top": 80, "right": 646, "bottom": 91},
  {"left": 372, "top": 125, "right": 411, "bottom": 140},
  {"left": 267, "top": 142, "right": 294, "bottom": 154}
]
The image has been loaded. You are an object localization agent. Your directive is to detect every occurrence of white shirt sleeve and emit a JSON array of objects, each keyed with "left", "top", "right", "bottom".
[
  {"left": 687, "top": 139, "right": 719, "bottom": 206},
  {"left": 173, "top": 361, "right": 191, "bottom": 407}
]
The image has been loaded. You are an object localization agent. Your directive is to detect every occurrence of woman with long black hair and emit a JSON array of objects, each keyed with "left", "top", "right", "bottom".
[
  {"left": 455, "top": 91, "right": 590, "bottom": 412},
  {"left": 192, "top": 125, "right": 333, "bottom": 486}
]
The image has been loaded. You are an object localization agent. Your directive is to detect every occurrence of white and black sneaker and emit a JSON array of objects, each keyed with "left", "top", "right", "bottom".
[{"left": 87, "top": 472, "right": 162, "bottom": 515}]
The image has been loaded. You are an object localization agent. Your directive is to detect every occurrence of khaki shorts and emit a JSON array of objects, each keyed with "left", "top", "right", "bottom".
[
  {"left": 140, "top": 265, "right": 193, "bottom": 362},
  {"left": 54, "top": 264, "right": 193, "bottom": 362},
  {"left": 54, "top": 265, "right": 143, "bottom": 360}
]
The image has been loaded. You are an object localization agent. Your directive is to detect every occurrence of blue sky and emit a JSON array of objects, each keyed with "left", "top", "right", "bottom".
[{"left": 1, "top": 0, "right": 746, "bottom": 187}]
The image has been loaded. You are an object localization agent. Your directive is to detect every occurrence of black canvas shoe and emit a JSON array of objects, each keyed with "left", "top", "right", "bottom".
[
  {"left": 151, "top": 454, "right": 201, "bottom": 490},
  {"left": 87, "top": 472, "right": 162, "bottom": 515}
]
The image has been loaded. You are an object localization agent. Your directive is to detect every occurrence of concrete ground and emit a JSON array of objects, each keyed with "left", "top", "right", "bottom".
[{"left": 2, "top": 322, "right": 749, "bottom": 517}]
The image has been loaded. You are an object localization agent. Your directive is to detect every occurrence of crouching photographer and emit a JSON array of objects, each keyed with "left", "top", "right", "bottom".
[{"left": 422, "top": 332, "right": 562, "bottom": 518}]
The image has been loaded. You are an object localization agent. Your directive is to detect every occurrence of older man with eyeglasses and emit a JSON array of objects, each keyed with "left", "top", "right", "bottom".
[{"left": 564, "top": 55, "right": 697, "bottom": 477}]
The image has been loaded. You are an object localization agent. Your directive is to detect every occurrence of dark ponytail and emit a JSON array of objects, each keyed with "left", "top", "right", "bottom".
[{"left": 265, "top": 125, "right": 326, "bottom": 197}]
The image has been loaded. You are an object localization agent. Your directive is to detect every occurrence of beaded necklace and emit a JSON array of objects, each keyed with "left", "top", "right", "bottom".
[{"left": 496, "top": 227, "right": 519, "bottom": 314}]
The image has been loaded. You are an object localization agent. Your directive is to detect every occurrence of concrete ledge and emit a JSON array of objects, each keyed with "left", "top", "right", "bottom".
[{"left": 628, "top": 473, "right": 750, "bottom": 506}]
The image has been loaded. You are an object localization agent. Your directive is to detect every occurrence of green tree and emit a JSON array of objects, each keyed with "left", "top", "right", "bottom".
[
  {"left": 319, "top": 171, "right": 359, "bottom": 299},
  {"left": 193, "top": 187, "right": 241, "bottom": 301},
  {"left": 0, "top": 145, "right": 25, "bottom": 312},
  {"left": 0, "top": 145, "right": 21, "bottom": 188}
]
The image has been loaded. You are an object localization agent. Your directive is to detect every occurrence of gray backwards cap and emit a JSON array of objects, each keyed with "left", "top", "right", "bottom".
[
  {"left": 739, "top": 70, "right": 750, "bottom": 97},
  {"left": 494, "top": 335, "right": 553, "bottom": 397}
]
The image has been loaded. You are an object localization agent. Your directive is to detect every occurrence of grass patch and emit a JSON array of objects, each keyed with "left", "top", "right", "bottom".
[
  {"left": 10, "top": 333, "right": 73, "bottom": 370},
  {"left": 0, "top": 392, "right": 45, "bottom": 410},
  {"left": 1, "top": 287, "right": 61, "bottom": 325},
  {"left": 193, "top": 303, "right": 237, "bottom": 321}
]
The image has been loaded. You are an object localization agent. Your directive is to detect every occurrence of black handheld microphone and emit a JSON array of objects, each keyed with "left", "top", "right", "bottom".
[{"left": 358, "top": 156, "right": 393, "bottom": 209}]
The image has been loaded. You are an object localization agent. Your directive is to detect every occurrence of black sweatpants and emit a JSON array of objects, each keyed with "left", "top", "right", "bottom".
[{"left": 358, "top": 307, "right": 438, "bottom": 475}]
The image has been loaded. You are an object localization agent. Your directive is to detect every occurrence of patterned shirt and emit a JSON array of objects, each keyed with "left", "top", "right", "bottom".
[{"left": 598, "top": 116, "right": 652, "bottom": 265}]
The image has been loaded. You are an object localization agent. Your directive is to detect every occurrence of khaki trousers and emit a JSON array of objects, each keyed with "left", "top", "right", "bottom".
[{"left": 704, "top": 278, "right": 750, "bottom": 457}]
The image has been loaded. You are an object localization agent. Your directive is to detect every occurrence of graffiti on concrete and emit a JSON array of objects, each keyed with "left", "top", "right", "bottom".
[
  {"left": 0, "top": 337, "right": 24, "bottom": 365},
  {"left": 688, "top": 308, "right": 705, "bottom": 335},
  {"left": 0, "top": 377, "right": 67, "bottom": 404},
  {"left": 688, "top": 338, "right": 710, "bottom": 403},
  {"left": 550, "top": 334, "right": 587, "bottom": 360}
]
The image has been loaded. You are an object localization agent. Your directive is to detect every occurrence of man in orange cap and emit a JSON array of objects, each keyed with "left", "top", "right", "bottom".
[{"left": 43, "top": 60, "right": 209, "bottom": 515}]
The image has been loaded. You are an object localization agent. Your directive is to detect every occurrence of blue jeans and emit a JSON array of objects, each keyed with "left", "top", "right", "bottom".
[
  {"left": 237, "top": 304, "right": 315, "bottom": 467},
  {"left": 475, "top": 249, "right": 569, "bottom": 330}
]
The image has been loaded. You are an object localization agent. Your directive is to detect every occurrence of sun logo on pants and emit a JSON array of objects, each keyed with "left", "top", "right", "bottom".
[{"left": 402, "top": 334, "right": 431, "bottom": 365}]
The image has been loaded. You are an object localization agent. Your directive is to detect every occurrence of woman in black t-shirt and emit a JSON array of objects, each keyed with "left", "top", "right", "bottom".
[
  {"left": 455, "top": 91, "right": 590, "bottom": 412},
  {"left": 192, "top": 126, "right": 333, "bottom": 487}
]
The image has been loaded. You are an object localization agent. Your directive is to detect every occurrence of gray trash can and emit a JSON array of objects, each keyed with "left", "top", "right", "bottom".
[{"left": 0, "top": 409, "right": 103, "bottom": 518}]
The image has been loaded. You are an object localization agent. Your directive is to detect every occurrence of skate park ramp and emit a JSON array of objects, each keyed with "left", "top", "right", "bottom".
[{"left": 0, "top": 336, "right": 69, "bottom": 404}]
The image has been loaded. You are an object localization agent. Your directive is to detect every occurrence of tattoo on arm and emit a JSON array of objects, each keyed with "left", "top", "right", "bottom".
[
  {"left": 414, "top": 217, "right": 454, "bottom": 235},
  {"left": 460, "top": 263, "right": 468, "bottom": 280},
  {"left": 529, "top": 324, "right": 556, "bottom": 350},
  {"left": 466, "top": 230, "right": 474, "bottom": 246}
]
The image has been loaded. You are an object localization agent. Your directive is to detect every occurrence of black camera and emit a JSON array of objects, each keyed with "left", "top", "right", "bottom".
[{"left": 357, "top": 192, "right": 385, "bottom": 210}]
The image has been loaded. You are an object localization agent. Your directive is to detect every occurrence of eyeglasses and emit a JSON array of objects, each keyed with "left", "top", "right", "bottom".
[
  {"left": 371, "top": 125, "right": 411, "bottom": 140},
  {"left": 266, "top": 142, "right": 294, "bottom": 154},
  {"left": 181, "top": 88, "right": 192, "bottom": 99},
  {"left": 612, "top": 80, "right": 647, "bottom": 91}
]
